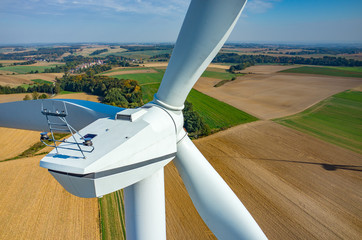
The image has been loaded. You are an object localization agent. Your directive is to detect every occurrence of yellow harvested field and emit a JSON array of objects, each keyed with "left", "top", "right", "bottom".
[
  {"left": 53, "top": 92, "right": 100, "bottom": 102},
  {"left": 76, "top": 45, "right": 126, "bottom": 56},
  {"left": 0, "top": 127, "right": 40, "bottom": 160},
  {"left": 0, "top": 60, "right": 24, "bottom": 64},
  {"left": 0, "top": 73, "right": 62, "bottom": 86},
  {"left": 0, "top": 93, "right": 101, "bottom": 239},
  {"left": 0, "top": 93, "right": 30, "bottom": 103},
  {"left": 30, "top": 61, "right": 64, "bottom": 66},
  {"left": 165, "top": 121, "right": 362, "bottom": 239},
  {"left": 142, "top": 62, "right": 168, "bottom": 68},
  {"left": 0, "top": 156, "right": 100, "bottom": 239},
  {"left": 194, "top": 65, "right": 362, "bottom": 119},
  {"left": 103, "top": 68, "right": 157, "bottom": 76}
]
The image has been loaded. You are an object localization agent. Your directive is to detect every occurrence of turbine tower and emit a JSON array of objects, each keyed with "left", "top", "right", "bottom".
[{"left": 0, "top": 0, "right": 267, "bottom": 239}]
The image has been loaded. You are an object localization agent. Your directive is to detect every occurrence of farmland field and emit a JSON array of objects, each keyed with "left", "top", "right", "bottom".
[
  {"left": 181, "top": 120, "right": 362, "bottom": 239},
  {"left": 274, "top": 90, "right": 362, "bottom": 154},
  {"left": 0, "top": 65, "right": 62, "bottom": 74},
  {"left": 280, "top": 66, "right": 362, "bottom": 78},
  {"left": 141, "top": 83, "right": 160, "bottom": 103},
  {"left": 0, "top": 156, "right": 100, "bottom": 240},
  {"left": 201, "top": 70, "right": 235, "bottom": 80},
  {"left": 326, "top": 66, "right": 362, "bottom": 72},
  {"left": 195, "top": 65, "right": 362, "bottom": 119},
  {"left": 112, "top": 70, "right": 165, "bottom": 85},
  {"left": 187, "top": 89, "right": 258, "bottom": 129},
  {"left": 99, "top": 191, "right": 126, "bottom": 240},
  {"left": 140, "top": 85, "right": 257, "bottom": 131},
  {"left": 31, "top": 79, "right": 53, "bottom": 84},
  {"left": 0, "top": 73, "right": 63, "bottom": 86},
  {"left": 102, "top": 67, "right": 150, "bottom": 74},
  {"left": 118, "top": 49, "right": 172, "bottom": 59}
]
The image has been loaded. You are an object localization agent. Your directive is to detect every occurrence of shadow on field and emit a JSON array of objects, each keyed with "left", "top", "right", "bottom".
[{"left": 257, "top": 158, "right": 362, "bottom": 172}]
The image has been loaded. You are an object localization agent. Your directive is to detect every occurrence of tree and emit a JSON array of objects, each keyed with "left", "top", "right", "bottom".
[
  {"left": 32, "top": 91, "right": 39, "bottom": 100},
  {"left": 183, "top": 101, "right": 210, "bottom": 138},
  {"left": 54, "top": 83, "right": 61, "bottom": 94},
  {"left": 23, "top": 95, "right": 31, "bottom": 101},
  {"left": 103, "top": 88, "right": 129, "bottom": 108},
  {"left": 39, "top": 93, "right": 48, "bottom": 99}
]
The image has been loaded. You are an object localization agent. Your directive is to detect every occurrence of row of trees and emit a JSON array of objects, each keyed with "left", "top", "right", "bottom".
[
  {"left": 23, "top": 92, "right": 48, "bottom": 100},
  {"left": 0, "top": 83, "right": 60, "bottom": 95},
  {"left": 0, "top": 47, "right": 79, "bottom": 60},
  {"left": 213, "top": 53, "right": 362, "bottom": 67},
  {"left": 149, "top": 53, "right": 171, "bottom": 61},
  {"left": 60, "top": 74, "right": 143, "bottom": 108},
  {"left": 90, "top": 49, "right": 108, "bottom": 56},
  {"left": 13, "top": 60, "right": 36, "bottom": 65},
  {"left": 228, "top": 62, "right": 253, "bottom": 73},
  {"left": 183, "top": 101, "right": 211, "bottom": 138}
]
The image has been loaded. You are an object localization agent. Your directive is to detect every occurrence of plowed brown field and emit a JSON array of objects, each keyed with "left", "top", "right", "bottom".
[
  {"left": 0, "top": 156, "right": 100, "bottom": 239},
  {"left": 194, "top": 65, "right": 362, "bottom": 119},
  {"left": 53, "top": 92, "right": 100, "bottom": 102},
  {"left": 165, "top": 121, "right": 362, "bottom": 239}
]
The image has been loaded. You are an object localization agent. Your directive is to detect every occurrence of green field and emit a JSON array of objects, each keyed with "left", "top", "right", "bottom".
[
  {"left": 99, "top": 191, "right": 126, "bottom": 240},
  {"left": 280, "top": 66, "right": 362, "bottom": 78},
  {"left": 0, "top": 64, "right": 62, "bottom": 74},
  {"left": 274, "top": 90, "right": 362, "bottom": 154},
  {"left": 31, "top": 79, "right": 52, "bottom": 84},
  {"left": 102, "top": 67, "right": 149, "bottom": 74},
  {"left": 201, "top": 70, "right": 235, "bottom": 80},
  {"left": 113, "top": 72, "right": 164, "bottom": 85},
  {"left": 132, "top": 67, "right": 257, "bottom": 131},
  {"left": 141, "top": 82, "right": 258, "bottom": 130},
  {"left": 187, "top": 89, "right": 258, "bottom": 129},
  {"left": 141, "top": 83, "right": 160, "bottom": 103},
  {"left": 118, "top": 49, "right": 172, "bottom": 59},
  {"left": 99, "top": 49, "right": 172, "bottom": 59},
  {"left": 326, "top": 66, "right": 362, "bottom": 72},
  {"left": 112, "top": 69, "right": 165, "bottom": 85},
  {"left": 20, "top": 79, "right": 53, "bottom": 90}
]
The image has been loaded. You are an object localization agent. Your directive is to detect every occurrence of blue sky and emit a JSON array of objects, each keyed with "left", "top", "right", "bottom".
[{"left": 0, "top": 0, "right": 361, "bottom": 45}]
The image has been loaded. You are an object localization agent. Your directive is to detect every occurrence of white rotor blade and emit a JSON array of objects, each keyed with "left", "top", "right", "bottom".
[
  {"left": 155, "top": 0, "right": 247, "bottom": 109},
  {"left": 174, "top": 135, "right": 267, "bottom": 240},
  {"left": 0, "top": 99, "right": 121, "bottom": 131}
]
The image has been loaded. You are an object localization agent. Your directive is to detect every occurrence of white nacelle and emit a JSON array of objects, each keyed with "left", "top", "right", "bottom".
[{"left": 40, "top": 105, "right": 180, "bottom": 198}]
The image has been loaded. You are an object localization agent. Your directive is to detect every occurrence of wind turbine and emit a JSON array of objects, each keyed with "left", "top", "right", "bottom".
[{"left": 0, "top": 0, "right": 267, "bottom": 239}]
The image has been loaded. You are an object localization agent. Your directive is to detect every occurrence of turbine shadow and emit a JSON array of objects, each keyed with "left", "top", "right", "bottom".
[{"left": 256, "top": 158, "right": 362, "bottom": 172}]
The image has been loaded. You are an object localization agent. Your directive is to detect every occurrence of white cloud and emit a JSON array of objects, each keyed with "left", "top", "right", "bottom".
[{"left": 245, "top": 0, "right": 281, "bottom": 14}]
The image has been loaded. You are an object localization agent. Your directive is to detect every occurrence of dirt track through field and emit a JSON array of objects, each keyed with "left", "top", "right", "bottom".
[
  {"left": 194, "top": 65, "right": 362, "bottom": 119},
  {"left": 0, "top": 156, "right": 100, "bottom": 239},
  {"left": 165, "top": 121, "right": 362, "bottom": 239}
]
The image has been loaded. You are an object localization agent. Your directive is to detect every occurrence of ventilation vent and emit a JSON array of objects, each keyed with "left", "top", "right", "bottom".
[{"left": 116, "top": 108, "right": 146, "bottom": 122}]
